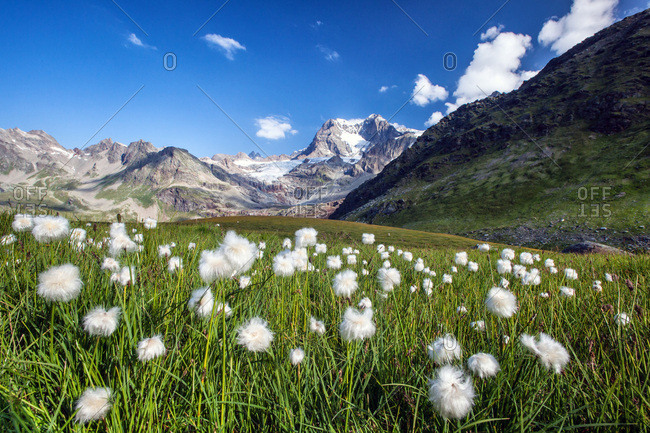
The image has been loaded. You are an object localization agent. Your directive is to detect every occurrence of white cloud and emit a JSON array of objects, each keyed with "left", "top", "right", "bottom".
[
  {"left": 203, "top": 34, "right": 246, "bottom": 60},
  {"left": 317, "top": 45, "right": 340, "bottom": 61},
  {"left": 255, "top": 116, "right": 297, "bottom": 140},
  {"left": 127, "top": 33, "right": 156, "bottom": 50},
  {"left": 538, "top": 0, "right": 618, "bottom": 55},
  {"left": 425, "top": 111, "right": 444, "bottom": 127},
  {"left": 379, "top": 85, "right": 397, "bottom": 93},
  {"left": 480, "top": 25, "right": 504, "bottom": 41},
  {"left": 410, "top": 74, "right": 448, "bottom": 107},
  {"left": 447, "top": 31, "right": 537, "bottom": 113}
]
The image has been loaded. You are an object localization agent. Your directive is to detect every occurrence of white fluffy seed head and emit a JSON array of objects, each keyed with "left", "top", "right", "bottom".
[
  {"left": 564, "top": 268, "right": 578, "bottom": 280},
  {"left": 12, "top": 214, "right": 34, "bottom": 232},
  {"left": 188, "top": 288, "right": 214, "bottom": 318},
  {"left": 485, "top": 287, "right": 518, "bottom": 318},
  {"left": 520, "top": 252, "right": 534, "bottom": 265},
  {"left": 520, "top": 333, "right": 570, "bottom": 374},
  {"left": 327, "top": 255, "right": 342, "bottom": 270},
  {"left": 83, "top": 307, "right": 121, "bottom": 337},
  {"left": 74, "top": 387, "right": 112, "bottom": 424},
  {"left": 143, "top": 218, "right": 157, "bottom": 229},
  {"left": 560, "top": 286, "right": 575, "bottom": 297},
  {"left": 168, "top": 256, "right": 183, "bottom": 273},
  {"left": 378, "top": 267, "right": 401, "bottom": 291},
  {"left": 137, "top": 335, "right": 166, "bottom": 362},
  {"left": 362, "top": 233, "right": 375, "bottom": 244},
  {"left": 295, "top": 227, "right": 318, "bottom": 248},
  {"left": 310, "top": 316, "right": 326, "bottom": 335},
  {"left": 221, "top": 231, "right": 258, "bottom": 274},
  {"left": 37, "top": 263, "right": 83, "bottom": 302},
  {"left": 496, "top": 259, "right": 512, "bottom": 274},
  {"left": 614, "top": 312, "right": 630, "bottom": 326},
  {"left": 32, "top": 216, "right": 70, "bottom": 243},
  {"left": 467, "top": 261, "right": 479, "bottom": 272},
  {"left": 199, "top": 249, "right": 234, "bottom": 283},
  {"left": 428, "top": 334, "right": 462, "bottom": 364},
  {"left": 339, "top": 307, "right": 376, "bottom": 341},
  {"left": 273, "top": 250, "right": 295, "bottom": 276},
  {"left": 333, "top": 269, "right": 358, "bottom": 297},
  {"left": 443, "top": 274, "right": 453, "bottom": 284},
  {"left": 237, "top": 317, "right": 274, "bottom": 352},
  {"left": 428, "top": 365, "right": 475, "bottom": 419},
  {"left": 501, "top": 248, "right": 515, "bottom": 260},
  {"left": 467, "top": 353, "right": 500, "bottom": 378},
  {"left": 158, "top": 245, "right": 172, "bottom": 258},
  {"left": 477, "top": 243, "right": 490, "bottom": 252},
  {"left": 289, "top": 348, "right": 305, "bottom": 366},
  {"left": 454, "top": 252, "right": 468, "bottom": 266}
]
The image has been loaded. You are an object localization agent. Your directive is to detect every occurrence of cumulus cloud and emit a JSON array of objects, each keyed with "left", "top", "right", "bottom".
[
  {"left": 203, "top": 34, "right": 246, "bottom": 60},
  {"left": 425, "top": 111, "right": 444, "bottom": 127},
  {"left": 255, "top": 116, "right": 297, "bottom": 140},
  {"left": 379, "top": 85, "right": 397, "bottom": 93},
  {"left": 538, "top": 0, "right": 618, "bottom": 55},
  {"left": 480, "top": 25, "right": 504, "bottom": 41},
  {"left": 447, "top": 31, "right": 538, "bottom": 113},
  {"left": 410, "top": 74, "right": 448, "bottom": 107},
  {"left": 317, "top": 45, "right": 340, "bottom": 61},
  {"left": 127, "top": 33, "right": 156, "bottom": 50}
]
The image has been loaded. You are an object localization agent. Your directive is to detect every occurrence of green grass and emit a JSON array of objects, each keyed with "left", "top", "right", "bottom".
[{"left": 0, "top": 212, "right": 648, "bottom": 432}]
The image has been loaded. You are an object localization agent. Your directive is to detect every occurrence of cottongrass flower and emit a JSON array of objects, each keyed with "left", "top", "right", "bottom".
[
  {"left": 520, "top": 252, "right": 534, "bottom": 265},
  {"left": 502, "top": 335, "right": 511, "bottom": 345},
  {"left": 477, "top": 243, "right": 490, "bottom": 252},
  {"left": 485, "top": 287, "right": 518, "bottom": 318},
  {"left": 520, "top": 333, "right": 570, "bottom": 373},
  {"left": 423, "top": 278, "right": 434, "bottom": 291},
  {"left": 315, "top": 243, "right": 327, "bottom": 254},
  {"left": 273, "top": 250, "right": 295, "bottom": 276},
  {"left": 501, "top": 248, "right": 515, "bottom": 260},
  {"left": 544, "top": 258, "right": 555, "bottom": 268},
  {"left": 215, "top": 302, "right": 233, "bottom": 317},
  {"left": 383, "top": 260, "right": 391, "bottom": 268},
  {"left": 443, "top": 274, "right": 453, "bottom": 284},
  {"left": 380, "top": 251, "right": 390, "bottom": 260},
  {"left": 282, "top": 238, "right": 292, "bottom": 249},
  {"left": 415, "top": 261, "right": 425, "bottom": 272},
  {"left": 199, "top": 249, "right": 233, "bottom": 282},
  {"left": 158, "top": 245, "right": 172, "bottom": 258},
  {"left": 108, "top": 234, "right": 138, "bottom": 257},
  {"left": 549, "top": 266, "right": 558, "bottom": 274},
  {"left": 470, "top": 321, "right": 485, "bottom": 332},
  {"left": 143, "top": 218, "right": 157, "bottom": 229},
  {"left": 168, "top": 256, "right": 183, "bottom": 273},
  {"left": 467, "top": 261, "right": 479, "bottom": 272},
  {"left": 451, "top": 266, "right": 458, "bottom": 273},
  {"left": 292, "top": 248, "right": 309, "bottom": 272},
  {"left": 592, "top": 280, "right": 603, "bottom": 292},
  {"left": 310, "top": 316, "right": 326, "bottom": 335},
  {"left": 1, "top": 234, "right": 17, "bottom": 246},
  {"left": 221, "top": 231, "right": 258, "bottom": 274},
  {"left": 457, "top": 305, "right": 467, "bottom": 314},
  {"left": 37, "top": 264, "right": 82, "bottom": 302},
  {"left": 237, "top": 317, "right": 274, "bottom": 352},
  {"left": 377, "top": 244, "right": 386, "bottom": 253},
  {"left": 455, "top": 252, "right": 468, "bottom": 266},
  {"left": 239, "top": 275, "right": 251, "bottom": 289},
  {"left": 403, "top": 251, "right": 413, "bottom": 261},
  {"left": 513, "top": 264, "right": 527, "bottom": 279},
  {"left": 339, "top": 307, "right": 376, "bottom": 341},
  {"left": 539, "top": 292, "right": 550, "bottom": 298},
  {"left": 188, "top": 242, "right": 196, "bottom": 250},
  {"left": 188, "top": 288, "right": 214, "bottom": 318},
  {"left": 295, "top": 227, "right": 318, "bottom": 248},
  {"left": 333, "top": 269, "right": 358, "bottom": 297},
  {"left": 137, "top": 335, "right": 166, "bottom": 362},
  {"left": 605, "top": 273, "right": 613, "bottom": 282},
  {"left": 347, "top": 255, "right": 357, "bottom": 265},
  {"left": 74, "top": 387, "right": 112, "bottom": 424},
  {"left": 12, "top": 214, "right": 34, "bottom": 232},
  {"left": 83, "top": 307, "right": 120, "bottom": 337},
  {"left": 428, "top": 365, "right": 475, "bottom": 419},
  {"left": 362, "top": 233, "right": 375, "bottom": 244},
  {"left": 69, "top": 228, "right": 87, "bottom": 243},
  {"left": 428, "top": 334, "right": 462, "bottom": 364},
  {"left": 327, "top": 255, "right": 342, "bottom": 270},
  {"left": 500, "top": 278, "right": 510, "bottom": 288},
  {"left": 565, "top": 268, "right": 578, "bottom": 280},
  {"left": 467, "top": 353, "right": 501, "bottom": 378},
  {"left": 32, "top": 216, "right": 70, "bottom": 243},
  {"left": 614, "top": 313, "right": 630, "bottom": 326},
  {"left": 257, "top": 241, "right": 266, "bottom": 250},
  {"left": 496, "top": 259, "right": 512, "bottom": 274},
  {"left": 560, "top": 286, "right": 575, "bottom": 297},
  {"left": 358, "top": 297, "right": 372, "bottom": 309},
  {"left": 522, "top": 269, "right": 541, "bottom": 286},
  {"left": 112, "top": 266, "right": 136, "bottom": 286},
  {"left": 378, "top": 267, "right": 401, "bottom": 291},
  {"left": 133, "top": 233, "right": 143, "bottom": 243},
  {"left": 289, "top": 348, "right": 305, "bottom": 366}
]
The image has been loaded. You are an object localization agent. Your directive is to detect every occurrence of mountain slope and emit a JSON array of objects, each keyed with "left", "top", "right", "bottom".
[{"left": 331, "top": 10, "right": 650, "bottom": 250}]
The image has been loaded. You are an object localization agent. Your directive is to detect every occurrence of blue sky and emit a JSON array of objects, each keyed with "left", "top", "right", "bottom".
[{"left": 1, "top": 0, "right": 647, "bottom": 157}]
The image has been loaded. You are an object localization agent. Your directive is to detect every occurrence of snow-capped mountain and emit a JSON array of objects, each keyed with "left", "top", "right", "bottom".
[{"left": 0, "top": 114, "right": 421, "bottom": 220}]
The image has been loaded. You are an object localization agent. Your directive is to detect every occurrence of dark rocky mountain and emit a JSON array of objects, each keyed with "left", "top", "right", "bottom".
[{"left": 331, "top": 10, "right": 650, "bottom": 251}]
